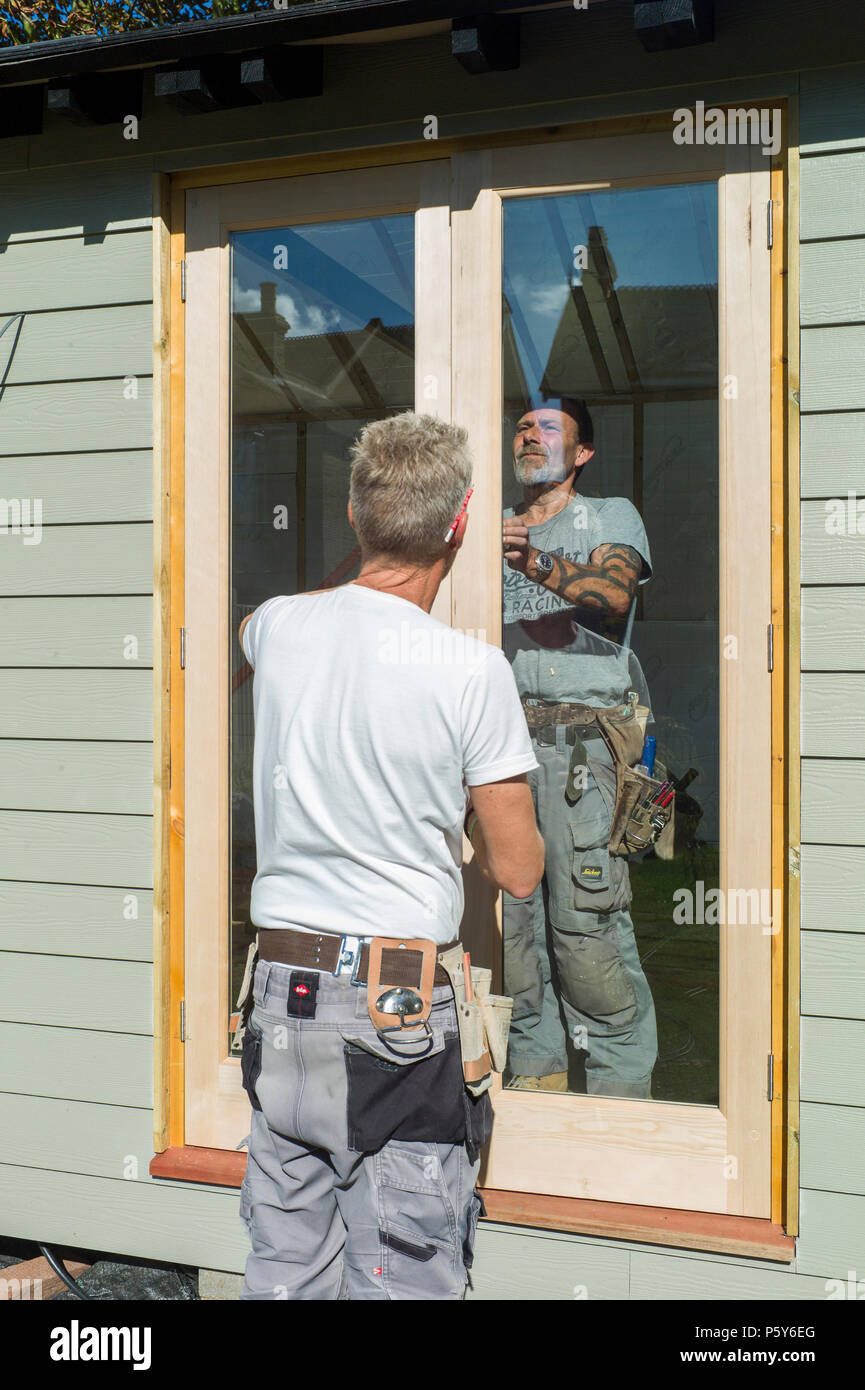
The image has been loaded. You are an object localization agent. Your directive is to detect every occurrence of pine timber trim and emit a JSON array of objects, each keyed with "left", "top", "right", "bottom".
[
  {"left": 781, "top": 100, "right": 801, "bottom": 1238},
  {"left": 158, "top": 98, "right": 797, "bottom": 1247},
  {"left": 478, "top": 1190, "right": 796, "bottom": 1261}
]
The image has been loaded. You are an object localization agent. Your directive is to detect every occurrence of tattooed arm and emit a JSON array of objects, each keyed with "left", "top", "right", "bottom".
[{"left": 503, "top": 518, "right": 643, "bottom": 623}]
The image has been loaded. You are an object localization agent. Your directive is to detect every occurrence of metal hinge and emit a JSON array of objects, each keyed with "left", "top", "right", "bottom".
[
  {"left": 767, "top": 1053, "right": 775, "bottom": 1101},
  {"left": 767, "top": 199, "right": 773, "bottom": 250},
  {"left": 180, "top": 627, "right": 186, "bottom": 670},
  {"left": 180, "top": 259, "right": 187, "bottom": 302},
  {"left": 767, "top": 623, "right": 774, "bottom": 672},
  {"left": 180, "top": 1000, "right": 186, "bottom": 1043}
]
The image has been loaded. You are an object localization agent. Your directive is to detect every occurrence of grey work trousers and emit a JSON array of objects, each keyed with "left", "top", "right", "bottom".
[
  {"left": 503, "top": 727, "right": 658, "bottom": 1097},
  {"left": 238, "top": 957, "right": 488, "bottom": 1300}
]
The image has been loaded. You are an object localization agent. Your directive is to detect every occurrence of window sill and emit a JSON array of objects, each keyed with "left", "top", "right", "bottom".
[
  {"left": 479, "top": 1189, "right": 795, "bottom": 1262},
  {"left": 151, "top": 1149, "right": 795, "bottom": 1262}
]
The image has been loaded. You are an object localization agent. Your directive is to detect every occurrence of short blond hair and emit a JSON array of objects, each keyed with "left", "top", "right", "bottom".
[{"left": 349, "top": 412, "right": 472, "bottom": 564}]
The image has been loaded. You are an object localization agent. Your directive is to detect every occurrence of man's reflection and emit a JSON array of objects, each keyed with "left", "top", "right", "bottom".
[{"left": 501, "top": 396, "right": 657, "bottom": 1099}]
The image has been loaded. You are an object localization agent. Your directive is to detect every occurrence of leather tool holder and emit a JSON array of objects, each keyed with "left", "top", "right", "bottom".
[
  {"left": 609, "top": 760, "right": 675, "bottom": 856},
  {"left": 438, "top": 946, "right": 502, "bottom": 1097},
  {"left": 231, "top": 939, "right": 259, "bottom": 1053},
  {"left": 366, "top": 937, "right": 437, "bottom": 1034}
]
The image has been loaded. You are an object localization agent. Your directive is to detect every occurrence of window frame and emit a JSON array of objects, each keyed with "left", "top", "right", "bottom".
[{"left": 153, "top": 111, "right": 795, "bottom": 1256}]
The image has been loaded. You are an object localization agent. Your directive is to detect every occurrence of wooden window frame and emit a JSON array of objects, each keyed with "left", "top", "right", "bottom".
[{"left": 152, "top": 107, "right": 796, "bottom": 1260}]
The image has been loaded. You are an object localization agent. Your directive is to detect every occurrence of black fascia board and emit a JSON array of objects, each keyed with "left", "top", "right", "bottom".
[{"left": 0, "top": 0, "right": 550, "bottom": 87}]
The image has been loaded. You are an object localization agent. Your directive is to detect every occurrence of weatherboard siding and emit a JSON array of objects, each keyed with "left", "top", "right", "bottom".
[{"left": 0, "top": 19, "right": 861, "bottom": 1293}]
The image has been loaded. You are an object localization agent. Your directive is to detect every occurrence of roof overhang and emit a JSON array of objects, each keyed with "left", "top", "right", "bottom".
[{"left": 0, "top": 0, "right": 567, "bottom": 86}]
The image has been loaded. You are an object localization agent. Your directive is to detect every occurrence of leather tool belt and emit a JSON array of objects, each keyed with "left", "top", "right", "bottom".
[
  {"left": 520, "top": 695, "right": 675, "bottom": 857},
  {"left": 257, "top": 925, "right": 455, "bottom": 987},
  {"left": 521, "top": 699, "right": 618, "bottom": 726}
]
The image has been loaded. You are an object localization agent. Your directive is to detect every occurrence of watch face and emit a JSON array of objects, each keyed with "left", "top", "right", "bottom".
[{"left": 536, "top": 551, "right": 554, "bottom": 574}]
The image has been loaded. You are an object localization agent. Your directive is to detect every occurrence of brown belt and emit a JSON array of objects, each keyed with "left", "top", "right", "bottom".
[
  {"left": 520, "top": 696, "right": 629, "bottom": 728},
  {"left": 256, "top": 926, "right": 456, "bottom": 986}
]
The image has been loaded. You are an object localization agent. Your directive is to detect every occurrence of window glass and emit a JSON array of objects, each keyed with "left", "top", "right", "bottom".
[
  {"left": 501, "top": 184, "right": 719, "bottom": 1103},
  {"left": 228, "top": 215, "right": 415, "bottom": 1048}
]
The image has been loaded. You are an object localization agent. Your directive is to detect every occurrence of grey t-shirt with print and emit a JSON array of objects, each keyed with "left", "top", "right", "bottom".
[
  {"left": 502, "top": 492, "right": 652, "bottom": 708},
  {"left": 503, "top": 493, "right": 652, "bottom": 630}
]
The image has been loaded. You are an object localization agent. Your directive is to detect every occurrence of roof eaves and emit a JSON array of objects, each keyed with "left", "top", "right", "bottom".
[{"left": 0, "top": 0, "right": 549, "bottom": 85}]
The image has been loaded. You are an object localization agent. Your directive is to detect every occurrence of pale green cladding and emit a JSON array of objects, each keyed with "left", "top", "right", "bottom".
[{"left": 0, "top": 0, "right": 863, "bottom": 1299}]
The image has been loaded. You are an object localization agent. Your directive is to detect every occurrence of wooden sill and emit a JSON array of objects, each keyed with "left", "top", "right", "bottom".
[
  {"left": 151, "top": 1148, "right": 795, "bottom": 1261},
  {"left": 479, "top": 1189, "right": 795, "bottom": 1262},
  {"left": 151, "top": 1145, "right": 247, "bottom": 1187}
]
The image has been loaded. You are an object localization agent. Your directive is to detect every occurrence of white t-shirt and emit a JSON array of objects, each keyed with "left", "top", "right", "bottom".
[{"left": 242, "top": 582, "right": 538, "bottom": 945}]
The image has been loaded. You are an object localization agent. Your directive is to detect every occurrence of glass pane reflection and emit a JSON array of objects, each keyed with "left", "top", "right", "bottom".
[
  {"left": 228, "top": 214, "right": 415, "bottom": 1050},
  {"left": 501, "top": 184, "right": 719, "bottom": 1104}
]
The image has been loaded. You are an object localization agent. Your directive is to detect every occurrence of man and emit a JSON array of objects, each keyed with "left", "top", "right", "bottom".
[
  {"left": 237, "top": 411, "right": 544, "bottom": 1299},
  {"left": 501, "top": 396, "right": 658, "bottom": 1100}
]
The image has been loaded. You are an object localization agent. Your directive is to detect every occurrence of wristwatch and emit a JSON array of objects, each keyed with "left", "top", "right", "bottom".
[{"left": 533, "top": 550, "right": 554, "bottom": 577}]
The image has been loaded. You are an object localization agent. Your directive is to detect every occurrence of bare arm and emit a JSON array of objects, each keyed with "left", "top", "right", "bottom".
[
  {"left": 503, "top": 520, "right": 643, "bottom": 623},
  {"left": 238, "top": 612, "right": 253, "bottom": 649},
  {"left": 466, "top": 774, "right": 544, "bottom": 900}
]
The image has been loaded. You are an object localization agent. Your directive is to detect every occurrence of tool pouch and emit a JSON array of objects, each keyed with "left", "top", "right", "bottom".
[
  {"left": 366, "top": 937, "right": 437, "bottom": 1035},
  {"left": 438, "top": 945, "right": 514, "bottom": 1097},
  {"left": 609, "top": 760, "right": 675, "bottom": 856}
]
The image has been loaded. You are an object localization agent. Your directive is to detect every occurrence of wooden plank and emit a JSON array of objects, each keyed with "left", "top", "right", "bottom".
[
  {"left": 153, "top": 170, "right": 173, "bottom": 1157},
  {"left": 465, "top": 1225, "right": 629, "bottom": 1301},
  {"left": 802, "top": 675, "right": 865, "bottom": 757},
  {"left": 801, "top": 499, "right": 865, "bottom": 584},
  {"left": 0, "top": 1021, "right": 152, "bottom": 1106},
  {"left": 4, "top": 305, "right": 153, "bottom": 384},
  {"left": 801, "top": 759, "right": 865, "bottom": 846},
  {"left": 797, "top": 1189, "right": 865, "bottom": 1276},
  {"left": 0, "top": 523, "right": 152, "bottom": 597},
  {"left": 0, "top": 453, "right": 152, "bottom": 523},
  {"left": 167, "top": 178, "right": 186, "bottom": 1149},
  {"left": 0, "top": 1164, "right": 250, "bottom": 1275},
  {"left": 0, "top": 163, "right": 152, "bottom": 243},
  {"left": 801, "top": 1017, "right": 865, "bottom": 1106},
  {"left": 150, "top": 1146, "right": 246, "bottom": 1188},
  {"left": 799, "top": 61, "right": 865, "bottom": 154},
  {"left": 0, "top": 953, "right": 152, "bottom": 1034},
  {"left": 801, "top": 588, "right": 865, "bottom": 670},
  {"left": 0, "top": 741, "right": 152, "bottom": 815},
  {"left": 784, "top": 110, "right": 801, "bottom": 1238},
  {"left": 801, "top": 930, "right": 865, "bottom": 1020},
  {"left": 479, "top": 1190, "right": 793, "bottom": 1261},
  {"left": 0, "top": 811, "right": 152, "bottom": 887},
  {"left": 800, "top": 325, "right": 865, "bottom": 411},
  {"left": 0, "top": 1255, "right": 91, "bottom": 1300},
  {"left": 630, "top": 1250, "right": 831, "bottom": 1300},
  {"left": 0, "top": 228, "right": 152, "bottom": 313},
  {"left": 717, "top": 138, "right": 774, "bottom": 1220},
  {"left": 0, "top": 597, "right": 153, "bottom": 666},
  {"left": 0, "top": 1094, "right": 154, "bottom": 1182},
  {"left": 800, "top": 1101, "right": 865, "bottom": 1196},
  {"left": 800, "top": 150, "right": 865, "bottom": 238},
  {"left": 0, "top": 378, "right": 153, "bottom": 454},
  {"left": 0, "top": 672, "right": 152, "bottom": 739},
  {"left": 801, "top": 413, "right": 865, "bottom": 498},
  {"left": 800, "top": 239, "right": 865, "bottom": 326},
  {"left": 801, "top": 844, "right": 865, "bottom": 933},
  {"left": 0, "top": 881, "right": 153, "bottom": 960},
  {"left": 769, "top": 127, "right": 789, "bottom": 1230}
]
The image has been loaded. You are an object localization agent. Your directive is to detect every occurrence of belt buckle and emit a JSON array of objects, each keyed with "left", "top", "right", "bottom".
[{"left": 332, "top": 934, "right": 365, "bottom": 985}]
